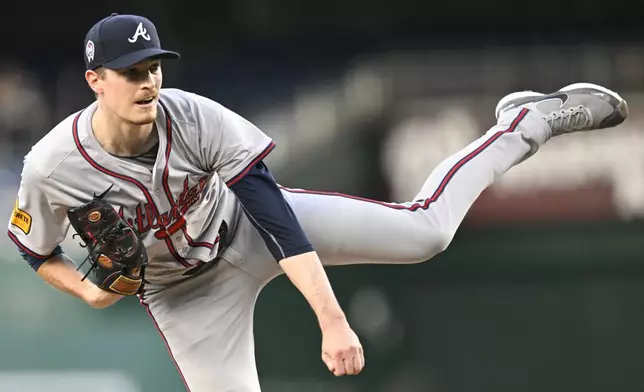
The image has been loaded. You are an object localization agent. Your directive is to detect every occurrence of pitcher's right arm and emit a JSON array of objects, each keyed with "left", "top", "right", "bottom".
[
  {"left": 35, "top": 254, "right": 122, "bottom": 308},
  {"left": 7, "top": 163, "right": 121, "bottom": 309}
]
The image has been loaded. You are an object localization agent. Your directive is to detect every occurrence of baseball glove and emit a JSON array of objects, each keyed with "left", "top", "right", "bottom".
[{"left": 67, "top": 193, "right": 148, "bottom": 296}]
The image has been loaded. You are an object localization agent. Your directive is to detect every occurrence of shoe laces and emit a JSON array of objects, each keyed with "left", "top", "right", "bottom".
[{"left": 547, "top": 106, "right": 592, "bottom": 134}]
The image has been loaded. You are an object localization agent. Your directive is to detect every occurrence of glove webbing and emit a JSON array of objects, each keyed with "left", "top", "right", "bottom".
[{"left": 73, "top": 223, "right": 133, "bottom": 281}]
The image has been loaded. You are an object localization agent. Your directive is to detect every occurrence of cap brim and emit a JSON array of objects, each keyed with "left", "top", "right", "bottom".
[{"left": 102, "top": 48, "right": 180, "bottom": 70}]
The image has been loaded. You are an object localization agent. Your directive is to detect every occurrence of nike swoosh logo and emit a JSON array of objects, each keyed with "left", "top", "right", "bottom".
[
  {"left": 93, "top": 184, "right": 114, "bottom": 199},
  {"left": 535, "top": 92, "right": 569, "bottom": 107}
]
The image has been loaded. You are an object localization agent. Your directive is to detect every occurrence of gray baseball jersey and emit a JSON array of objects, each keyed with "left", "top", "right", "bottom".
[{"left": 8, "top": 88, "right": 274, "bottom": 288}]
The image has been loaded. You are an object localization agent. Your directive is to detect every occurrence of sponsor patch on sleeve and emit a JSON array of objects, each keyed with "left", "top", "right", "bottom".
[{"left": 11, "top": 200, "right": 32, "bottom": 235}]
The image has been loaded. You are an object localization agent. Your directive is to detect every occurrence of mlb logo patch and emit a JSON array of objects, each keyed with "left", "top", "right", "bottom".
[{"left": 86, "top": 40, "right": 95, "bottom": 62}]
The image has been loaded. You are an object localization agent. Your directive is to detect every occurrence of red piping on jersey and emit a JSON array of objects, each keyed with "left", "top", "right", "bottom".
[
  {"left": 7, "top": 230, "right": 50, "bottom": 259},
  {"left": 225, "top": 141, "right": 276, "bottom": 187},
  {"left": 71, "top": 110, "right": 192, "bottom": 267},
  {"left": 139, "top": 297, "right": 193, "bottom": 392},
  {"left": 158, "top": 100, "right": 214, "bottom": 251},
  {"left": 182, "top": 229, "right": 219, "bottom": 249},
  {"left": 279, "top": 108, "right": 530, "bottom": 210}
]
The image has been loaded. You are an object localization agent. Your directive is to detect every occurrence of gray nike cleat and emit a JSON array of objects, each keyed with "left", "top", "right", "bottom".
[{"left": 494, "top": 83, "right": 629, "bottom": 136}]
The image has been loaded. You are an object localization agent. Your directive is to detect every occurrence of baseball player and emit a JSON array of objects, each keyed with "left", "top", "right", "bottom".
[{"left": 7, "top": 13, "right": 628, "bottom": 392}]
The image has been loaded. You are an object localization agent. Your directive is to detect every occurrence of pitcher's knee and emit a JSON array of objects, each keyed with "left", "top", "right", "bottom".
[
  {"left": 435, "top": 230, "right": 454, "bottom": 254},
  {"left": 411, "top": 230, "right": 454, "bottom": 263}
]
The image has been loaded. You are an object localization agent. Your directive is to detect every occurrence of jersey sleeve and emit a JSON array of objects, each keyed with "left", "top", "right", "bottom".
[
  {"left": 7, "top": 163, "right": 69, "bottom": 262},
  {"left": 190, "top": 92, "right": 275, "bottom": 186}
]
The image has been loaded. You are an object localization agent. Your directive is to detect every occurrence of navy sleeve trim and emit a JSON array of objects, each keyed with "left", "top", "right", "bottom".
[
  {"left": 7, "top": 230, "right": 49, "bottom": 259},
  {"left": 230, "top": 160, "right": 313, "bottom": 262},
  {"left": 20, "top": 245, "right": 63, "bottom": 271},
  {"left": 225, "top": 141, "right": 276, "bottom": 187},
  {"left": 8, "top": 230, "right": 63, "bottom": 271}
]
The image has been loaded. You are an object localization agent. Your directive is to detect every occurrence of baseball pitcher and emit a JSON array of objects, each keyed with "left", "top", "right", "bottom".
[{"left": 7, "top": 13, "right": 628, "bottom": 392}]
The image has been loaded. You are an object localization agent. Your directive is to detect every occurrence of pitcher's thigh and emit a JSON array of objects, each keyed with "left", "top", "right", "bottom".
[
  {"left": 142, "top": 260, "right": 264, "bottom": 392},
  {"left": 280, "top": 187, "right": 450, "bottom": 266}
]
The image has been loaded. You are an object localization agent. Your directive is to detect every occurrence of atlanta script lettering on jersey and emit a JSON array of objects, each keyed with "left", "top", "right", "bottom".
[{"left": 118, "top": 175, "right": 208, "bottom": 236}]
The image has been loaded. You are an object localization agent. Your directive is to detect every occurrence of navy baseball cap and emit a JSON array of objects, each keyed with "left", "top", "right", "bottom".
[{"left": 84, "top": 13, "right": 180, "bottom": 70}]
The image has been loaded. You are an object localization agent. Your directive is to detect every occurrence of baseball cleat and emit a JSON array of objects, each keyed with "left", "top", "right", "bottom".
[{"left": 495, "top": 82, "right": 628, "bottom": 136}]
